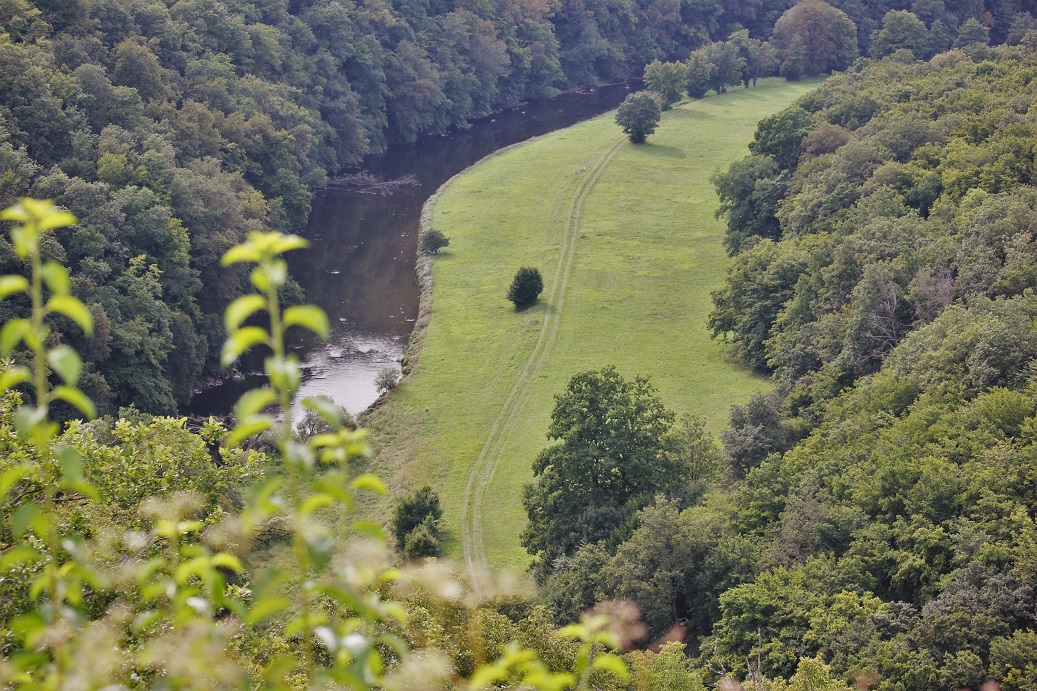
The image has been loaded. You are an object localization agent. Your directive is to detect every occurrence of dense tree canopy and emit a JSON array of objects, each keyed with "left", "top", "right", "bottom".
[
  {"left": 870, "top": 10, "right": 930, "bottom": 59},
  {"left": 773, "top": 0, "right": 859, "bottom": 75},
  {"left": 521, "top": 367, "right": 683, "bottom": 576},
  {"left": 711, "top": 48, "right": 1037, "bottom": 401},
  {"left": 615, "top": 92, "right": 662, "bottom": 143},
  {"left": 513, "top": 29, "right": 1037, "bottom": 691},
  {"left": 675, "top": 43, "right": 1037, "bottom": 689}
]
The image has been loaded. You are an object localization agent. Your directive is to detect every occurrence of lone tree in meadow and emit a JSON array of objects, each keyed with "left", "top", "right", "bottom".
[
  {"left": 507, "top": 266, "right": 543, "bottom": 309},
  {"left": 615, "top": 92, "right": 661, "bottom": 144},
  {"left": 391, "top": 486, "right": 444, "bottom": 558}
]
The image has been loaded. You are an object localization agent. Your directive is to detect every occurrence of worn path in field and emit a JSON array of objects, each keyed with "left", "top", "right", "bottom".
[{"left": 458, "top": 133, "right": 625, "bottom": 593}]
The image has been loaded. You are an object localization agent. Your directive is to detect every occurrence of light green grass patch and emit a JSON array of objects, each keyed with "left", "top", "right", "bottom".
[{"left": 367, "top": 78, "right": 823, "bottom": 573}]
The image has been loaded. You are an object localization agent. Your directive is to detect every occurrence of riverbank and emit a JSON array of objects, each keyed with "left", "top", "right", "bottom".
[{"left": 366, "top": 77, "right": 824, "bottom": 575}]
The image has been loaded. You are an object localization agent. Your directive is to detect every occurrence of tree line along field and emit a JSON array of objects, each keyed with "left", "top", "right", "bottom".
[{"left": 366, "top": 77, "right": 823, "bottom": 574}]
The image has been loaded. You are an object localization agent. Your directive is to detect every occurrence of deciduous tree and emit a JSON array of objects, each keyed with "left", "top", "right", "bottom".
[
  {"left": 773, "top": 0, "right": 859, "bottom": 75},
  {"left": 615, "top": 92, "right": 661, "bottom": 144},
  {"left": 521, "top": 367, "right": 683, "bottom": 576},
  {"left": 870, "top": 10, "right": 930, "bottom": 59},
  {"left": 507, "top": 266, "right": 544, "bottom": 308},
  {"left": 643, "top": 60, "right": 687, "bottom": 108}
]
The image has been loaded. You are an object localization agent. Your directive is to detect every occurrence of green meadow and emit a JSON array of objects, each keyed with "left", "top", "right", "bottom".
[{"left": 367, "top": 77, "right": 823, "bottom": 576}]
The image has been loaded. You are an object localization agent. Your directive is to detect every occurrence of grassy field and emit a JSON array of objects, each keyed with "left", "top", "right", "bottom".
[{"left": 366, "top": 78, "right": 823, "bottom": 578}]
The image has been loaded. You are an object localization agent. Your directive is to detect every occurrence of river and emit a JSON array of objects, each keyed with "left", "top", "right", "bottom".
[{"left": 186, "top": 82, "right": 638, "bottom": 418}]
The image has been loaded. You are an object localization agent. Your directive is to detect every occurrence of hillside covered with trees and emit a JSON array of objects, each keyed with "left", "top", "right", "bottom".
[{"left": 517, "top": 39, "right": 1037, "bottom": 689}]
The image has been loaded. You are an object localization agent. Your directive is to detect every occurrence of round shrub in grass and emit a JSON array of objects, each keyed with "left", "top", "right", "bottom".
[
  {"left": 419, "top": 228, "right": 449, "bottom": 255},
  {"left": 403, "top": 516, "right": 442, "bottom": 558},
  {"left": 507, "top": 266, "right": 543, "bottom": 309},
  {"left": 391, "top": 486, "right": 444, "bottom": 558},
  {"left": 375, "top": 365, "right": 401, "bottom": 394}
]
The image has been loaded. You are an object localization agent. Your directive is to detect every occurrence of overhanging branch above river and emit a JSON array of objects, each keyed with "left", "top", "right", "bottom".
[{"left": 323, "top": 173, "right": 420, "bottom": 195}]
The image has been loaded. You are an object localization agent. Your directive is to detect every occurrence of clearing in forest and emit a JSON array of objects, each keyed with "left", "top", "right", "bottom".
[{"left": 366, "top": 77, "right": 823, "bottom": 584}]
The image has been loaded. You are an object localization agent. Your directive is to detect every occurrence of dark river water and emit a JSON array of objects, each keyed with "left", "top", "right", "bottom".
[{"left": 187, "top": 82, "right": 638, "bottom": 418}]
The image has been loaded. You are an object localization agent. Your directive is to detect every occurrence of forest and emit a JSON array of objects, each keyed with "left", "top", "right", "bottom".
[
  {"left": 523, "top": 38, "right": 1037, "bottom": 688},
  {"left": 0, "top": 0, "right": 1033, "bottom": 415},
  {"left": 6, "top": 0, "right": 1037, "bottom": 689}
]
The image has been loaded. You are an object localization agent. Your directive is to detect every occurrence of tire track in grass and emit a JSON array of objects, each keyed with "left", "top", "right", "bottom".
[{"left": 460, "top": 135, "right": 625, "bottom": 594}]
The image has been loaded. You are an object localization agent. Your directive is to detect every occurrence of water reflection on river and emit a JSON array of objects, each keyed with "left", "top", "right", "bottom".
[{"left": 187, "top": 82, "right": 638, "bottom": 418}]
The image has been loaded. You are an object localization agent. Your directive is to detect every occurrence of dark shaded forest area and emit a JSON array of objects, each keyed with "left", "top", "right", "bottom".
[{"left": 555, "top": 44, "right": 1037, "bottom": 688}]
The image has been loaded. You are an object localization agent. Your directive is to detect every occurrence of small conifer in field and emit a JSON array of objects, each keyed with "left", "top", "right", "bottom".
[{"left": 507, "top": 266, "right": 544, "bottom": 309}]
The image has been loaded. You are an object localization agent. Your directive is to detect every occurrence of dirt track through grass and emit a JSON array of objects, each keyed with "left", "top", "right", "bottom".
[{"left": 460, "top": 137, "right": 624, "bottom": 592}]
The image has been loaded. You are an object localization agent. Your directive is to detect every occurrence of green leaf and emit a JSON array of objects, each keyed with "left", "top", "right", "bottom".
[
  {"left": 377, "top": 632, "right": 411, "bottom": 660},
  {"left": 210, "top": 553, "right": 243, "bottom": 572},
  {"left": 46, "top": 295, "right": 93, "bottom": 334},
  {"left": 0, "top": 365, "right": 29, "bottom": 392},
  {"left": 271, "top": 234, "right": 308, "bottom": 255},
  {"left": 52, "top": 386, "right": 97, "bottom": 419},
  {"left": 0, "top": 545, "right": 39, "bottom": 571},
  {"left": 221, "top": 326, "right": 268, "bottom": 366},
  {"left": 12, "top": 405, "right": 47, "bottom": 436},
  {"left": 0, "top": 318, "right": 30, "bottom": 355},
  {"left": 301, "top": 396, "right": 343, "bottom": 428},
  {"left": 10, "top": 612, "right": 46, "bottom": 647},
  {"left": 12, "top": 503, "right": 46, "bottom": 537},
  {"left": 300, "top": 493, "right": 335, "bottom": 516},
  {"left": 227, "top": 416, "right": 274, "bottom": 447},
  {"left": 234, "top": 388, "right": 276, "bottom": 420},
  {"left": 265, "top": 260, "right": 287, "bottom": 288},
  {"left": 285, "top": 612, "right": 329, "bottom": 637},
  {"left": 245, "top": 595, "right": 290, "bottom": 624},
  {"left": 283, "top": 305, "right": 330, "bottom": 340},
  {"left": 224, "top": 294, "right": 266, "bottom": 332},
  {"left": 265, "top": 355, "right": 301, "bottom": 393},
  {"left": 303, "top": 530, "right": 335, "bottom": 571},
  {"left": 47, "top": 345, "right": 82, "bottom": 385},
  {"left": 0, "top": 274, "right": 28, "bottom": 300},
  {"left": 0, "top": 203, "right": 29, "bottom": 223},
  {"left": 470, "top": 665, "right": 509, "bottom": 688},
  {"left": 56, "top": 447, "right": 97, "bottom": 500},
  {"left": 310, "top": 478, "right": 354, "bottom": 509},
  {"left": 221, "top": 244, "right": 260, "bottom": 266},
  {"left": 56, "top": 446, "right": 84, "bottom": 481},
  {"left": 10, "top": 224, "right": 32, "bottom": 258},
  {"left": 40, "top": 261, "right": 69, "bottom": 296},
  {"left": 350, "top": 474, "right": 388, "bottom": 495},
  {"left": 1, "top": 466, "right": 31, "bottom": 498},
  {"left": 592, "top": 654, "right": 630, "bottom": 679},
  {"left": 313, "top": 584, "right": 363, "bottom": 611},
  {"left": 36, "top": 207, "right": 77, "bottom": 231},
  {"left": 247, "top": 476, "right": 285, "bottom": 514},
  {"left": 281, "top": 439, "right": 314, "bottom": 472},
  {"left": 351, "top": 520, "right": 384, "bottom": 541},
  {"left": 249, "top": 266, "right": 270, "bottom": 293}
]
